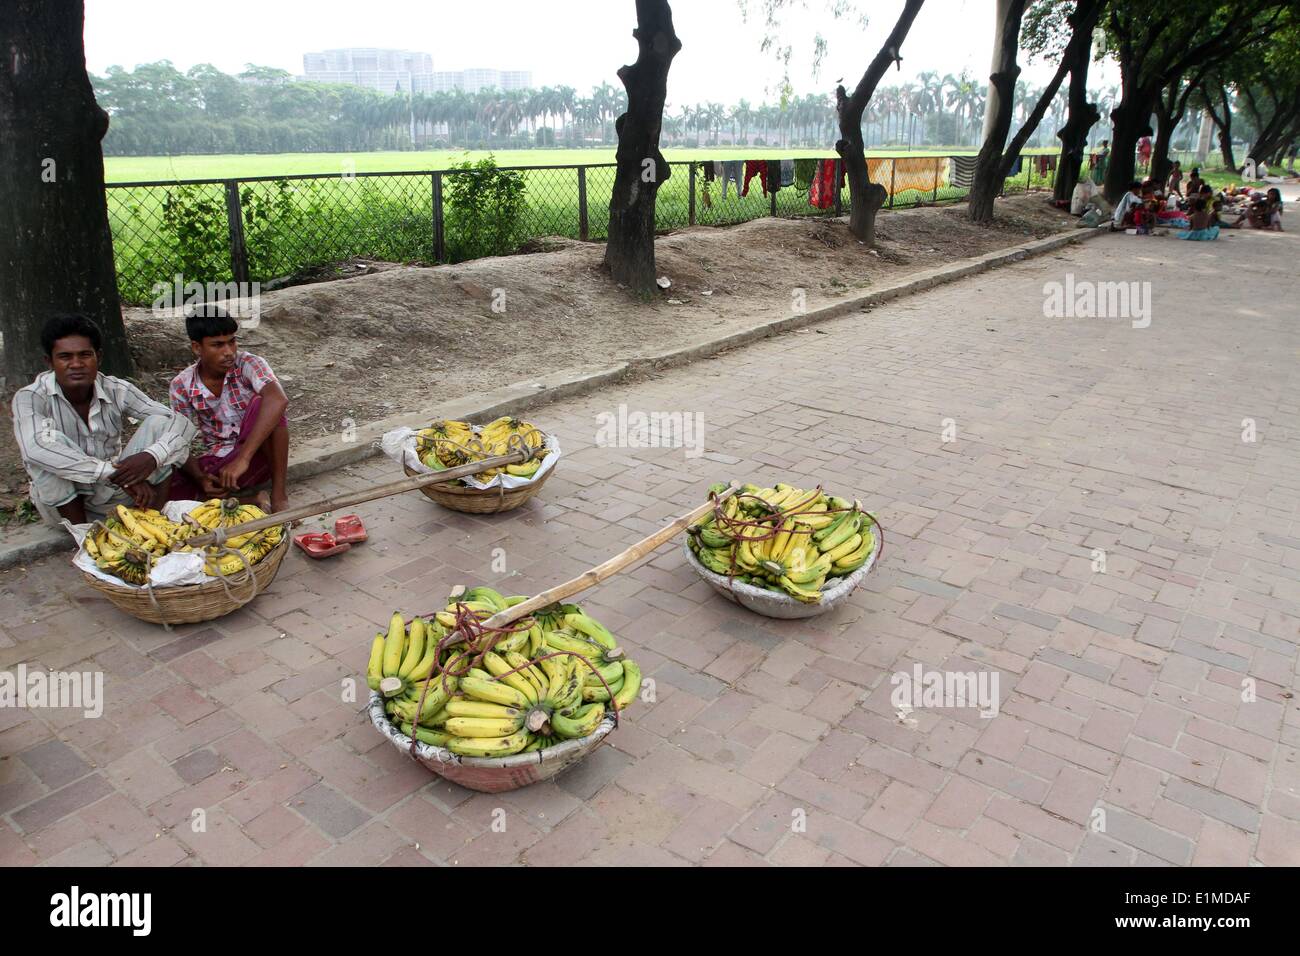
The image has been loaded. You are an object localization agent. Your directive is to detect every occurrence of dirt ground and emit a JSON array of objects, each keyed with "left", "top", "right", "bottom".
[{"left": 0, "top": 193, "right": 1074, "bottom": 520}]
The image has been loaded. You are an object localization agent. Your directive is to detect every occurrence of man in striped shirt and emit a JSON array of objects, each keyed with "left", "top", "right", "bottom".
[{"left": 12, "top": 314, "right": 196, "bottom": 527}]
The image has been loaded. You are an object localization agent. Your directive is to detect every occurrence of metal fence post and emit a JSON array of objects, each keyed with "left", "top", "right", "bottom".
[
  {"left": 888, "top": 162, "right": 896, "bottom": 208},
  {"left": 769, "top": 169, "right": 777, "bottom": 217},
  {"left": 223, "top": 180, "right": 250, "bottom": 286},
  {"left": 431, "top": 172, "right": 445, "bottom": 262},
  {"left": 933, "top": 160, "right": 940, "bottom": 203},
  {"left": 688, "top": 162, "right": 697, "bottom": 226},
  {"left": 577, "top": 166, "right": 589, "bottom": 240},
  {"left": 833, "top": 159, "right": 843, "bottom": 216},
  {"left": 1026, "top": 158, "right": 1032, "bottom": 193}
]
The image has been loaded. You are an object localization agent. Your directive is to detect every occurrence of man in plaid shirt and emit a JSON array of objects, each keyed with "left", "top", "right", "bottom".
[
  {"left": 12, "top": 314, "right": 196, "bottom": 526},
  {"left": 169, "top": 306, "right": 291, "bottom": 513}
]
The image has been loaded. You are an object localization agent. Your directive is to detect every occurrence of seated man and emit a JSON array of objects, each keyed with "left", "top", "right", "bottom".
[
  {"left": 12, "top": 314, "right": 195, "bottom": 526},
  {"left": 1111, "top": 181, "right": 1143, "bottom": 230},
  {"left": 168, "top": 305, "right": 290, "bottom": 512}
]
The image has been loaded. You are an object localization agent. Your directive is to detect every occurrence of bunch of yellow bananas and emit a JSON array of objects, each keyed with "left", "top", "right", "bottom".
[
  {"left": 687, "top": 482, "right": 876, "bottom": 603},
  {"left": 186, "top": 498, "right": 284, "bottom": 576},
  {"left": 415, "top": 416, "right": 546, "bottom": 482},
  {"left": 82, "top": 499, "right": 283, "bottom": 585},
  {"left": 370, "top": 586, "right": 642, "bottom": 756},
  {"left": 83, "top": 504, "right": 193, "bottom": 584}
]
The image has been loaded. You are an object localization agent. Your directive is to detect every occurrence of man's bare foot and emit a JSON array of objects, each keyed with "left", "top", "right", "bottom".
[
  {"left": 253, "top": 491, "right": 273, "bottom": 512},
  {"left": 268, "top": 492, "right": 300, "bottom": 527}
]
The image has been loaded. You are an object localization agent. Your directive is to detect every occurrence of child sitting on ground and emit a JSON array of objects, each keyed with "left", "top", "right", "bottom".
[{"left": 1175, "top": 198, "right": 1220, "bottom": 241}]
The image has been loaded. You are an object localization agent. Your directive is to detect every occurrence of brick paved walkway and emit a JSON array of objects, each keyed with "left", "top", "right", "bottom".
[{"left": 2, "top": 228, "right": 1298, "bottom": 867}]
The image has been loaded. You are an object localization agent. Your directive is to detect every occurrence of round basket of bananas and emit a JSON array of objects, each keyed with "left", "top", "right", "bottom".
[
  {"left": 367, "top": 586, "right": 642, "bottom": 793},
  {"left": 397, "top": 416, "right": 559, "bottom": 514},
  {"left": 684, "top": 482, "right": 884, "bottom": 619},
  {"left": 75, "top": 499, "right": 290, "bottom": 625}
]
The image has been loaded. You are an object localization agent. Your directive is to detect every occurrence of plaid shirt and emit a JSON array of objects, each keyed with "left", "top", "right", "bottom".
[
  {"left": 169, "top": 351, "right": 278, "bottom": 458},
  {"left": 12, "top": 372, "right": 195, "bottom": 484}
]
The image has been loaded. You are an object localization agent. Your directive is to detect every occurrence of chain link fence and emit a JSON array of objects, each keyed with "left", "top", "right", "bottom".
[{"left": 106, "top": 155, "right": 1058, "bottom": 304}]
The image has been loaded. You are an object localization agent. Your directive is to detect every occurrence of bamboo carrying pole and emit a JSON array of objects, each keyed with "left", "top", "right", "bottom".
[
  {"left": 184, "top": 446, "right": 542, "bottom": 548},
  {"left": 463, "top": 482, "right": 741, "bottom": 636}
]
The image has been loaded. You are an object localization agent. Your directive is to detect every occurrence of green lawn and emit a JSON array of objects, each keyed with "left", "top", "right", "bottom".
[{"left": 103, "top": 145, "right": 1058, "bottom": 183}]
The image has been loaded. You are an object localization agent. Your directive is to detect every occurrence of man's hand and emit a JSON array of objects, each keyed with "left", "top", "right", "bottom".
[
  {"left": 109, "top": 452, "right": 157, "bottom": 488},
  {"left": 217, "top": 455, "right": 250, "bottom": 492},
  {"left": 198, "top": 473, "right": 225, "bottom": 498},
  {"left": 124, "top": 481, "right": 152, "bottom": 508}
]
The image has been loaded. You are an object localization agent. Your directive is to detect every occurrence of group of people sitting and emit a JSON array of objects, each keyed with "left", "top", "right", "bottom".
[
  {"left": 12, "top": 307, "right": 290, "bottom": 529},
  {"left": 1071, "top": 161, "right": 1285, "bottom": 241}
]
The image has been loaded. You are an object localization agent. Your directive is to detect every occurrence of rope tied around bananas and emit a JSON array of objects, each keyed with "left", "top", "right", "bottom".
[
  {"left": 413, "top": 428, "right": 547, "bottom": 473},
  {"left": 402, "top": 603, "right": 622, "bottom": 756},
  {"left": 698, "top": 488, "right": 885, "bottom": 582}
]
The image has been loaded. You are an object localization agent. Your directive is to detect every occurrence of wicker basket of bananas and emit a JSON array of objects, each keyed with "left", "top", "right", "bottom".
[
  {"left": 367, "top": 587, "right": 641, "bottom": 793},
  {"left": 396, "top": 416, "right": 559, "bottom": 514},
  {"left": 683, "top": 482, "right": 884, "bottom": 619},
  {"left": 75, "top": 498, "right": 290, "bottom": 625}
]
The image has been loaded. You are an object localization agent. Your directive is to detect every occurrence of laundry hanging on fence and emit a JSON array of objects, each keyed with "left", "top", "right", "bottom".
[
  {"left": 890, "top": 156, "right": 945, "bottom": 196},
  {"left": 743, "top": 159, "right": 769, "bottom": 197},
  {"left": 1008, "top": 155, "right": 1023, "bottom": 177},
  {"left": 766, "top": 160, "right": 783, "bottom": 193},
  {"left": 1036, "top": 154, "right": 1057, "bottom": 177},
  {"left": 780, "top": 159, "right": 794, "bottom": 188},
  {"left": 794, "top": 158, "right": 817, "bottom": 190},
  {"left": 948, "top": 155, "right": 978, "bottom": 189},
  {"left": 809, "top": 159, "right": 840, "bottom": 209},
  {"left": 719, "top": 160, "right": 743, "bottom": 198},
  {"left": 701, "top": 161, "right": 715, "bottom": 182}
]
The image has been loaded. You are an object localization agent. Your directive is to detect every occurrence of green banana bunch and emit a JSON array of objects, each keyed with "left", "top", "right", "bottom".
[
  {"left": 373, "top": 593, "right": 646, "bottom": 755},
  {"left": 688, "top": 482, "right": 876, "bottom": 603}
]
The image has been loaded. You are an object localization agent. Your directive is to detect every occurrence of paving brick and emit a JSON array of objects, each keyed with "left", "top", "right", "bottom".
[
  {"left": 989, "top": 793, "right": 1085, "bottom": 853},
  {"left": 12, "top": 773, "right": 112, "bottom": 833},
  {"left": 1162, "top": 778, "right": 1260, "bottom": 833},
  {"left": 860, "top": 779, "right": 933, "bottom": 840},
  {"left": 18, "top": 739, "right": 91, "bottom": 790},
  {"left": 1100, "top": 806, "right": 1193, "bottom": 865},
  {"left": 291, "top": 783, "right": 370, "bottom": 839},
  {"left": 911, "top": 773, "right": 982, "bottom": 839},
  {"left": 1255, "top": 814, "right": 1300, "bottom": 866}
]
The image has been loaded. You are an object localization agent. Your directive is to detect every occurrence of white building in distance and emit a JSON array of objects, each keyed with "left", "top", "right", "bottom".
[{"left": 300, "top": 48, "right": 532, "bottom": 95}]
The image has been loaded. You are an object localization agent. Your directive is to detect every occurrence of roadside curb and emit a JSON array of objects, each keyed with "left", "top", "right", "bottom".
[{"left": 0, "top": 224, "right": 1107, "bottom": 572}]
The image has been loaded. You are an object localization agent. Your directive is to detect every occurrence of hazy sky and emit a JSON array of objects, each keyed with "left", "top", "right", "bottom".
[{"left": 84, "top": 0, "right": 1120, "bottom": 103}]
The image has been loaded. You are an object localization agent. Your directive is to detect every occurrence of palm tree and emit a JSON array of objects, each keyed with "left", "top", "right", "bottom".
[
  {"left": 947, "top": 72, "right": 982, "bottom": 147},
  {"left": 732, "top": 99, "right": 754, "bottom": 146}
]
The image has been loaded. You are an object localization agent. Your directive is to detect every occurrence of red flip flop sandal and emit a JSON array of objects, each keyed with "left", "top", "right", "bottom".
[
  {"left": 293, "top": 531, "right": 352, "bottom": 559},
  {"left": 333, "top": 514, "right": 368, "bottom": 545}
]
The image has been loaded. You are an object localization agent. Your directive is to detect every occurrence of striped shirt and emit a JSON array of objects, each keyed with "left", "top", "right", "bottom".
[
  {"left": 12, "top": 371, "right": 195, "bottom": 485},
  {"left": 169, "top": 351, "right": 278, "bottom": 458}
]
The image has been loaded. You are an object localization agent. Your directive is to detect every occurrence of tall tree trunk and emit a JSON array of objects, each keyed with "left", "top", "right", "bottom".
[
  {"left": 605, "top": 0, "right": 681, "bottom": 295},
  {"left": 1202, "top": 84, "right": 1235, "bottom": 169},
  {"left": 1151, "top": 95, "right": 1174, "bottom": 183},
  {"left": 1053, "top": 6, "right": 1100, "bottom": 204},
  {"left": 1, "top": 0, "right": 131, "bottom": 385},
  {"left": 1104, "top": 91, "right": 1156, "bottom": 202},
  {"left": 834, "top": 0, "right": 926, "bottom": 245},
  {"left": 968, "top": 0, "right": 1028, "bottom": 223}
]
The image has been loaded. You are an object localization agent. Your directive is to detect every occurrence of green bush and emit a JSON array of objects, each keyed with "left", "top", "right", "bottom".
[{"left": 443, "top": 156, "right": 527, "bottom": 261}]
